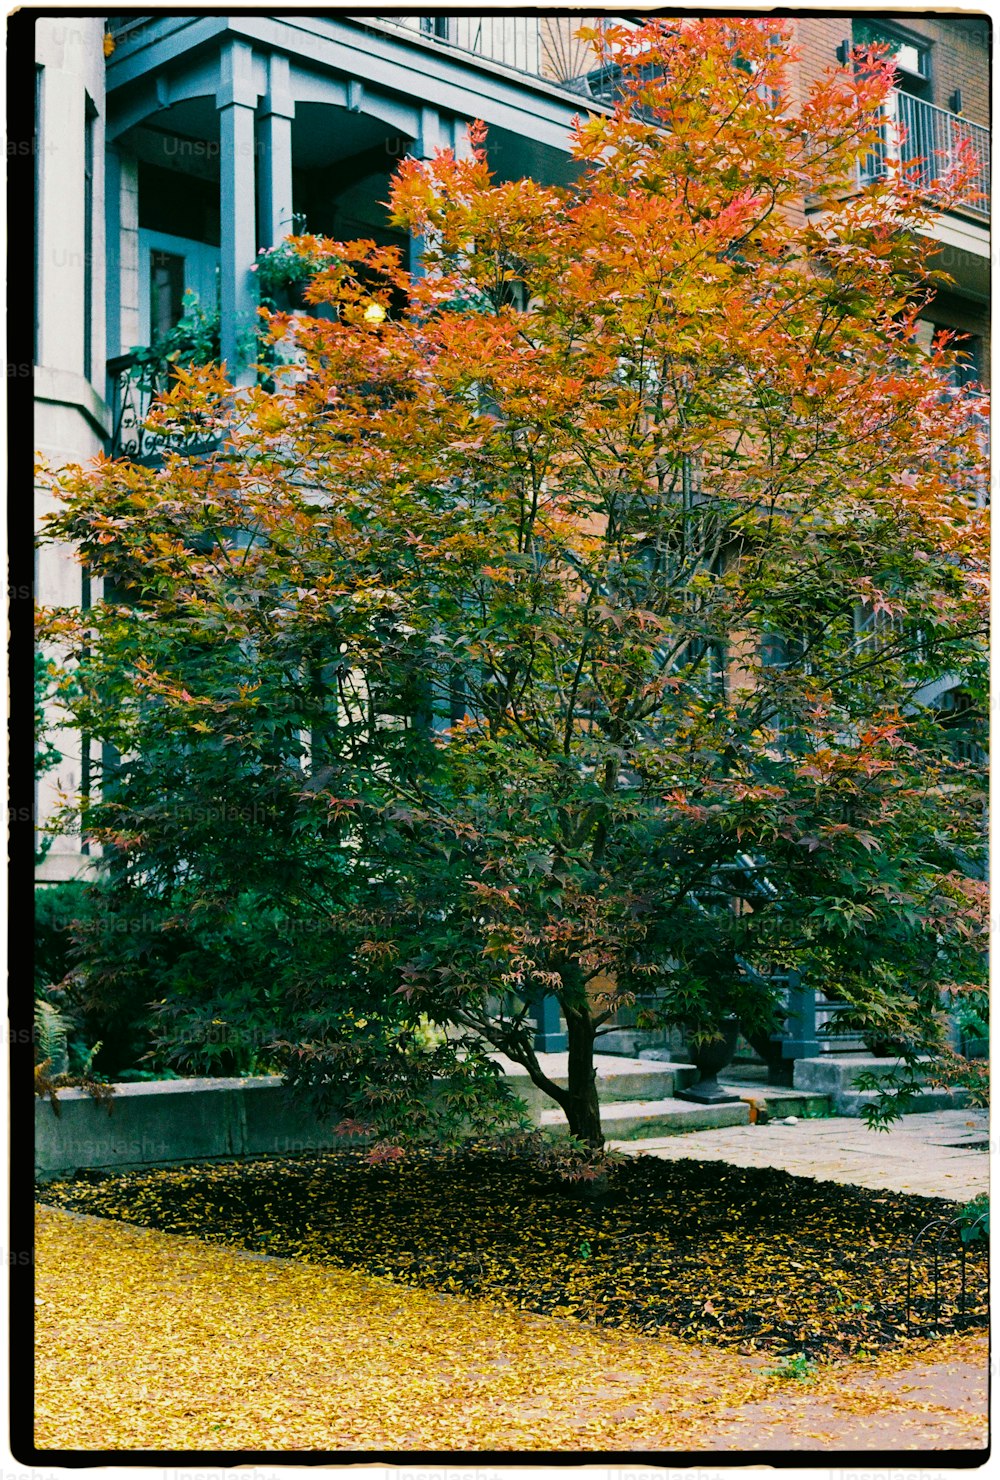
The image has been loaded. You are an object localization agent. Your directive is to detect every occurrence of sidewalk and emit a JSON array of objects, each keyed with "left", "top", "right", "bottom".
[{"left": 611, "top": 1108, "right": 990, "bottom": 1201}]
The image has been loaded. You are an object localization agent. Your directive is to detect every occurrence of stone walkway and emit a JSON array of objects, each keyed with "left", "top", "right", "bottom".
[{"left": 611, "top": 1108, "right": 991, "bottom": 1201}]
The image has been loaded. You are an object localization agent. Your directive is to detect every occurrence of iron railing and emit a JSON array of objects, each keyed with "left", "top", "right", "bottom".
[
  {"left": 372, "top": 15, "right": 618, "bottom": 94},
  {"left": 860, "top": 89, "right": 989, "bottom": 218},
  {"left": 106, "top": 353, "right": 221, "bottom": 462},
  {"left": 108, "top": 12, "right": 617, "bottom": 90}
]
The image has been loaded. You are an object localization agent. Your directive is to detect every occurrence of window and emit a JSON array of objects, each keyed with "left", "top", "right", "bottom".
[
  {"left": 935, "top": 687, "right": 986, "bottom": 767},
  {"left": 83, "top": 94, "right": 97, "bottom": 381},
  {"left": 916, "top": 319, "right": 983, "bottom": 390},
  {"left": 852, "top": 21, "right": 931, "bottom": 97},
  {"left": 852, "top": 602, "right": 896, "bottom": 656},
  {"left": 420, "top": 18, "right": 449, "bottom": 41},
  {"left": 149, "top": 250, "right": 186, "bottom": 342}
]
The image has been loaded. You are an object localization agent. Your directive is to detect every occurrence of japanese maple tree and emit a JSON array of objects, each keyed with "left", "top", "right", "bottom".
[{"left": 39, "top": 19, "right": 987, "bottom": 1145}]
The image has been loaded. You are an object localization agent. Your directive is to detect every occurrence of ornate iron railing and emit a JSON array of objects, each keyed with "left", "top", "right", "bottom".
[
  {"left": 106, "top": 353, "right": 221, "bottom": 463},
  {"left": 860, "top": 90, "right": 989, "bottom": 218}
]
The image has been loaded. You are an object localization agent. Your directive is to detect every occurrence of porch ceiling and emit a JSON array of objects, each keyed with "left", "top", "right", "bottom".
[{"left": 106, "top": 13, "right": 594, "bottom": 157}]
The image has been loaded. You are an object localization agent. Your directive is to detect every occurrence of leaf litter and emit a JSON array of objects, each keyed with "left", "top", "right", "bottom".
[
  {"left": 37, "top": 1148, "right": 987, "bottom": 1358},
  {"left": 35, "top": 1199, "right": 986, "bottom": 1453}
]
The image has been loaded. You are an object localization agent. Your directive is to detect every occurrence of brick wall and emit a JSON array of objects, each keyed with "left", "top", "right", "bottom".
[
  {"left": 890, "top": 16, "right": 990, "bottom": 122},
  {"left": 792, "top": 16, "right": 991, "bottom": 124},
  {"left": 790, "top": 17, "right": 989, "bottom": 362}
]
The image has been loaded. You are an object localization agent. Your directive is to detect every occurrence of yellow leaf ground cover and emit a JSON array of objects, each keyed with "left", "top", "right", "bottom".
[
  {"left": 38, "top": 1148, "right": 987, "bottom": 1356},
  {"left": 35, "top": 1206, "right": 987, "bottom": 1454}
]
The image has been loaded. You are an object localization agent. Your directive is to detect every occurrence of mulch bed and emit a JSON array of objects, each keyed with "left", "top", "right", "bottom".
[{"left": 37, "top": 1148, "right": 987, "bottom": 1358}]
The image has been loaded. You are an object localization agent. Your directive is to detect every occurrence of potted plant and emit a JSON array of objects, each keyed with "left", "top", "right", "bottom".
[
  {"left": 252, "top": 233, "right": 332, "bottom": 311},
  {"left": 129, "top": 290, "right": 223, "bottom": 391},
  {"left": 676, "top": 1014, "right": 742, "bottom": 1104}
]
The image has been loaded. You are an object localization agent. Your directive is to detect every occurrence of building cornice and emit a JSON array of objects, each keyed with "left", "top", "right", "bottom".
[{"left": 34, "top": 365, "right": 111, "bottom": 439}]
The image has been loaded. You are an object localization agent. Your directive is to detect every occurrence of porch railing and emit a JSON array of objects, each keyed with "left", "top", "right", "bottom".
[
  {"left": 371, "top": 15, "right": 618, "bottom": 93},
  {"left": 860, "top": 90, "right": 990, "bottom": 219},
  {"left": 106, "top": 353, "right": 221, "bottom": 463}
]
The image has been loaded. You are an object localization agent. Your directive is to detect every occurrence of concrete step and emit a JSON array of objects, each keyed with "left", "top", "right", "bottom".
[
  {"left": 837, "top": 1087, "right": 969, "bottom": 1118},
  {"left": 540, "top": 1096, "right": 751, "bottom": 1140},
  {"left": 722, "top": 1083, "right": 832, "bottom": 1121},
  {"left": 793, "top": 1054, "right": 969, "bottom": 1116},
  {"left": 493, "top": 1053, "right": 698, "bottom": 1116}
]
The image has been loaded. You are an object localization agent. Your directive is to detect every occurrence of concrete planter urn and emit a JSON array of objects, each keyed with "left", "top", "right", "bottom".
[{"left": 676, "top": 1015, "right": 741, "bottom": 1104}]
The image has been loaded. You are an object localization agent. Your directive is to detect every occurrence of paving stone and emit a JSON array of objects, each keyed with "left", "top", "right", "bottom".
[{"left": 611, "top": 1109, "right": 990, "bottom": 1200}]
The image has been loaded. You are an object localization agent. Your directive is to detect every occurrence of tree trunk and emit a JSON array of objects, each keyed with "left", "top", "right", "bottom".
[{"left": 563, "top": 1006, "right": 604, "bottom": 1148}]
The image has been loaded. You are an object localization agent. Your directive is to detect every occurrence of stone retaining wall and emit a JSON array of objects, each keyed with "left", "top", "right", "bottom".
[{"left": 35, "top": 1076, "right": 352, "bottom": 1180}]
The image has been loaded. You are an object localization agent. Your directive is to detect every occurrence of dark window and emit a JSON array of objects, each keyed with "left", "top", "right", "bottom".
[
  {"left": 34, "top": 66, "right": 43, "bottom": 364},
  {"left": 149, "top": 250, "right": 186, "bottom": 342},
  {"left": 920, "top": 320, "right": 983, "bottom": 389},
  {"left": 83, "top": 94, "right": 97, "bottom": 380},
  {"left": 947, "top": 332, "right": 983, "bottom": 389},
  {"left": 138, "top": 160, "right": 221, "bottom": 246},
  {"left": 852, "top": 20, "right": 931, "bottom": 98}
]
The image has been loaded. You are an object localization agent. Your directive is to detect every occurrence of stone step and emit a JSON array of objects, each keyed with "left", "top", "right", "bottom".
[
  {"left": 792, "top": 1054, "right": 969, "bottom": 1117},
  {"left": 539, "top": 1096, "right": 751, "bottom": 1140},
  {"left": 723, "top": 1084, "right": 833, "bottom": 1121},
  {"left": 493, "top": 1053, "right": 697, "bottom": 1116},
  {"left": 836, "top": 1087, "right": 969, "bottom": 1118}
]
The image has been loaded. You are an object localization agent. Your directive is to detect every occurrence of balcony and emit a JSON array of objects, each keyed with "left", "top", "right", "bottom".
[
  {"left": 107, "top": 353, "right": 222, "bottom": 463},
  {"left": 370, "top": 14, "right": 617, "bottom": 95},
  {"left": 860, "top": 90, "right": 990, "bottom": 220}
]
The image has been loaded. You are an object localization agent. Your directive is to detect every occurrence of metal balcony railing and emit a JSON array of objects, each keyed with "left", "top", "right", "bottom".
[
  {"left": 372, "top": 15, "right": 618, "bottom": 93},
  {"left": 106, "top": 353, "right": 221, "bottom": 463},
  {"left": 860, "top": 90, "right": 990, "bottom": 219}
]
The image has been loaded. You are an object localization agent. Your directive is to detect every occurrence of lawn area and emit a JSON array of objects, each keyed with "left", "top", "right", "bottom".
[
  {"left": 38, "top": 1148, "right": 987, "bottom": 1357},
  {"left": 35, "top": 1203, "right": 987, "bottom": 1453}
]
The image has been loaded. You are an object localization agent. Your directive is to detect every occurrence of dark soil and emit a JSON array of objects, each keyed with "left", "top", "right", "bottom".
[{"left": 37, "top": 1148, "right": 988, "bottom": 1358}]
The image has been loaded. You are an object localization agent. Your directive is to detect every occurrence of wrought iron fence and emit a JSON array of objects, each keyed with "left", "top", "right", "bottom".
[
  {"left": 860, "top": 90, "right": 989, "bottom": 218},
  {"left": 106, "top": 353, "right": 221, "bottom": 462},
  {"left": 906, "top": 1212, "right": 989, "bottom": 1333}
]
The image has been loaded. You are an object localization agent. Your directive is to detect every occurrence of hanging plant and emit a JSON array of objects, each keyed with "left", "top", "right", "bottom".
[
  {"left": 130, "top": 291, "right": 222, "bottom": 389},
  {"left": 129, "top": 291, "right": 262, "bottom": 388},
  {"left": 252, "top": 234, "right": 334, "bottom": 308}
]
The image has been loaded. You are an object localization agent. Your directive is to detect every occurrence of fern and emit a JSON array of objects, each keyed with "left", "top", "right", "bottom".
[{"left": 34, "top": 1000, "right": 68, "bottom": 1072}]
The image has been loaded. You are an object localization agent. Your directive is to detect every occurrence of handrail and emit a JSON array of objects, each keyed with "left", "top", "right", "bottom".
[
  {"left": 106, "top": 351, "right": 221, "bottom": 462},
  {"left": 860, "top": 89, "right": 989, "bottom": 219}
]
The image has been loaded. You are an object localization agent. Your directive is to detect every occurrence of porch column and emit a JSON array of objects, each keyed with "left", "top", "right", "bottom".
[
  {"left": 408, "top": 105, "right": 443, "bottom": 280},
  {"left": 216, "top": 40, "right": 258, "bottom": 382},
  {"left": 259, "top": 53, "right": 295, "bottom": 248},
  {"left": 104, "top": 146, "right": 122, "bottom": 365},
  {"left": 533, "top": 994, "right": 568, "bottom": 1054},
  {"left": 451, "top": 115, "right": 478, "bottom": 162}
]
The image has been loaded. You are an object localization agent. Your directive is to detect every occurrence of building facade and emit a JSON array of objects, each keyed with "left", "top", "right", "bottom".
[{"left": 31, "top": 10, "right": 990, "bottom": 1055}]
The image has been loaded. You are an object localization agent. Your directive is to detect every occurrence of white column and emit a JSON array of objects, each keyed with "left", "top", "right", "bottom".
[
  {"left": 258, "top": 53, "right": 295, "bottom": 247},
  {"left": 118, "top": 155, "right": 141, "bottom": 353},
  {"left": 216, "top": 40, "right": 258, "bottom": 382},
  {"left": 409, "top": 106, "right": 443, "bottom": 280}
]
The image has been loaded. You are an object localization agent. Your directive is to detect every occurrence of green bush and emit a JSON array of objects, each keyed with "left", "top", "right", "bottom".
[{"left": 34, "top": 880, "right": 92, "bottom": 990}]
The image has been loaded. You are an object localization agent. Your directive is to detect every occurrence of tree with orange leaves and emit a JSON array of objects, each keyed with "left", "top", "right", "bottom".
[{"left": 39, "top": 19, "right": 987, "bottom": 1146}]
